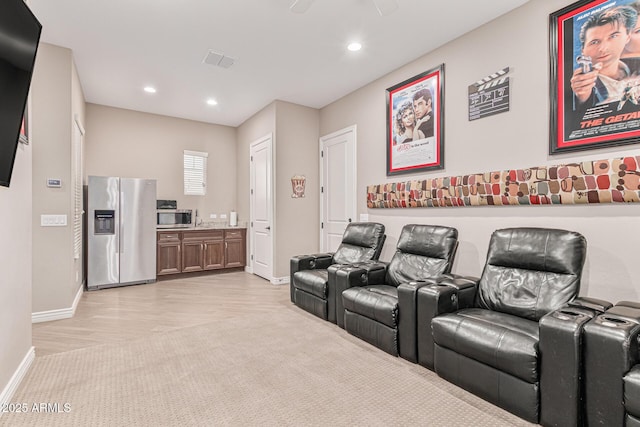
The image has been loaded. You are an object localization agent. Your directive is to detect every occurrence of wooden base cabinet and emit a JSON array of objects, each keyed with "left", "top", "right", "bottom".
[
  {"left": 157, "top": 228, "right": 245, "bottom": 276},
  {"left": 224, "top": 229, "right": 245, "bottom": 268},
  {"left": 181, "top": 240, "right": 205, "bottom": 273},
  {"left": 157, "top": 232, "right": 181, "bottom": 275},
  {"left": 203, "top": 234, "right": 225, "bottom": 270}
]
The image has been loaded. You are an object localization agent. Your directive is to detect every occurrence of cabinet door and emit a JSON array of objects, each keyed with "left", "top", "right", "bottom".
[
  {"left": 181, "top": 241, "right": 204, "bottom": 272},
  {"left": 203, "top": 240, "right": 225, "bottom": 270},
  {"left": 225, "top": 229, "right": 246, "bottom": 268},
  {"left": 157, "top": 241, "right": 181, "bottom": 275}
]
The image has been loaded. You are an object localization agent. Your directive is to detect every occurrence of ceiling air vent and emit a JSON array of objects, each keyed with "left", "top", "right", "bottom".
[{"left": 203, "top": 50, "right": 235, "bottom": 69}]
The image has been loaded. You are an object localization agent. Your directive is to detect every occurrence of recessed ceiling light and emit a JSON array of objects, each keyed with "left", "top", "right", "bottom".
[
  {"left": 206, "top": 99, "right": 218, "bottom": 106},
  {"left": 347, "top": 42, "right": 362, "bottom": 52},
  {"left": 143, "top": 86, "right": 156, "bottom": 93}
]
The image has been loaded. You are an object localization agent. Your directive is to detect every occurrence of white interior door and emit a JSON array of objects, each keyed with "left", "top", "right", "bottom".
[
  {"left": 250, "top": 134, "right": 273, "bottom": 280},
  {"left": 320, "top": 125, "right": 357, "bottom": 252}
]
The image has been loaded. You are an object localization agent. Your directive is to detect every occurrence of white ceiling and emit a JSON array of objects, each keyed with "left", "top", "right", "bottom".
[{"left": 29, "top": 0, "right": 530, "bottom": 127}]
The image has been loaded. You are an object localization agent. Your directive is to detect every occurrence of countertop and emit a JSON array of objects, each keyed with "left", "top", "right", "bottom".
[{"left": 157, "top": 225, "right": 246, "bottom": 232}]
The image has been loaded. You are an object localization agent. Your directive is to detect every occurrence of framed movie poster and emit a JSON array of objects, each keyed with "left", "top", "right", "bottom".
[
  {"left": 550, "top": 0, "right": 640, "bottom": 154},
  {"left": 386, "top": 64, "right": 444, "bottom": 176}
]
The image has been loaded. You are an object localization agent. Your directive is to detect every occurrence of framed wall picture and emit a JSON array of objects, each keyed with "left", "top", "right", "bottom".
[
  {"left": 386, "top": 64, "right": 444, "bottom": 176},
  {"left": 550, "top": 0, "right": 640, "bottom": 154},
  {"left": 19, "top": 110, "right": 28, "bottom": 145}
]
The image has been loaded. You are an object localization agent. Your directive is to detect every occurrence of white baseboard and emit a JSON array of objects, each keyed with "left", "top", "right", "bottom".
[
  {"left": 245, "top": 264, "right": 285, "bottom": 285},
  {"left": 270, "top": 276, "right": 290, "bottom": 286},
  {"left": 0, "top": 346, "right": 35, "bottom": 417},
  {"left": 32, "top": 284, "right": 83, "bottom": 323}
]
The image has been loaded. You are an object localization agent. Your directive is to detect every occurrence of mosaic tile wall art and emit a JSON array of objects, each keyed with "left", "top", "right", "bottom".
[{"left": 367, "top": 156, "right": 640, "bottom": 208}]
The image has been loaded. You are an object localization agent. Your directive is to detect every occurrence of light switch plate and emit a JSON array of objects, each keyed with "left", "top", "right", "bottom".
[
  {"left": 41, "top": 214, "right": 67, "bottom": 227},
  {"left": 210, "top": 214, "right": 217, "bottom": 219},
  {"left": 359, "top": 213, "right": 369, "bottom": 221},
  {"left": 220, "top": 214, "right": 227, "bottom": 219}
]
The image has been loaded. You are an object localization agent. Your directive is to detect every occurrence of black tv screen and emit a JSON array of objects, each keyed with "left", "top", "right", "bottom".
[{"left": 0, "top": 0, "right": 41, "bottom": 187}]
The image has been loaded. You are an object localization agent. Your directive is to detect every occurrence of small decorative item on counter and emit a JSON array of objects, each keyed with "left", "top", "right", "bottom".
[
  {"left": 229, "top": 211, "right": 237, "bottom": 227},
  {"left": 291, "top": 175, "right": 306, "bottom": 198}
]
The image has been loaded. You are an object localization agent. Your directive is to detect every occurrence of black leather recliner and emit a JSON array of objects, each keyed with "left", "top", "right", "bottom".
[
  {"left": 337, "top": 224, "right": 458, "bottom": 360},
  {"left": 290, "top": 222, "right": 385, "bottom": 323},
  {"left": 416, "top": 227, "right": 610, "bottom": 425},
  {"left": 583, "top": 300, "right": 640, "bottom": 426}
]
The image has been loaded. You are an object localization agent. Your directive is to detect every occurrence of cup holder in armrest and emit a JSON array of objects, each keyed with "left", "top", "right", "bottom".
[
  {"left": 600, "top": 316, "right": 632, "bottom": 328},
  {"left": 553, "top": 310, "right": 584, "bottom": 321}
]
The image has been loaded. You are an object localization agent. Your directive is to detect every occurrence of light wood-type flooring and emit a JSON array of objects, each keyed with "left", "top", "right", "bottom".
[{"left": 32, "top": 271, "right": 289, "bottom": 357}]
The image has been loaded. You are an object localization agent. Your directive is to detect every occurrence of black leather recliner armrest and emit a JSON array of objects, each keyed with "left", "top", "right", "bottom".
[
  {"left": 415, "top": 273, "right": 480, "bottom": 369},
  {"left": 568, "top": 296, "right": 613, "bottom": 313},
  {"left": 583, "top": 303, "right": 640, "bottom": 426},
  {"left": 397, "top": 277, "right": 447, "bottom": 363},
  {"left": 539, "top": 303, "right": 603, "bottom": 427},
  {"left": 290, "top": 253, "right": 334, "bottom": 302},
  {"left": 333, "top": 261, "right": 388, "bottom": 328},
  {"left": 296, "top": 253, "right": 335, "bottom": 270},
  {"left": 614, "top": 300, "right": 640, "bottom": 309}
]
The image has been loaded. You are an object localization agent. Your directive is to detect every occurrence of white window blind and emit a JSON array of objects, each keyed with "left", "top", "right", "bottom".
[
  {"left": 72, "top": 119, "right": 84, "bottom": 259},
  {"left": 184, "top": 150, "right": 208, "bottom": 196}
]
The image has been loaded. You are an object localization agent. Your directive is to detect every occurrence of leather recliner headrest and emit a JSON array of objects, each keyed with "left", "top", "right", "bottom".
[
  {"left": 396, "top": 224, "right": 458, "bottom": 260},
  {"left": 485, "top": 227, "right": 586, "bottom": 275},
  {"left": 341, "top": 222, "right": 385, "bottom": 249}
]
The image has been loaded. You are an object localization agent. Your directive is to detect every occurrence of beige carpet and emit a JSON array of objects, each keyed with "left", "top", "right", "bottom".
[{"left": 3, "top": 303, "right": 533, "bottom": 426}]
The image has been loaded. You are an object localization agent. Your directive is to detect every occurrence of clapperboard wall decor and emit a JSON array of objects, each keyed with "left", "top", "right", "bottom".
[{"left": 468, "top": 67, "right": 510, "bottom": 121}]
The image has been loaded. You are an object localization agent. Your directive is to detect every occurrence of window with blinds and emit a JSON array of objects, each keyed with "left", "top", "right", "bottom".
[{"left": 184, "top": 150, "right": 208, "bottom": 196}]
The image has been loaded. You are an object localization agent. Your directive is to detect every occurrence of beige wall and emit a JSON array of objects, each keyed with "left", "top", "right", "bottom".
[
  {"left": 85, "top": 105, "right": 237, "bottom": 221},
  {"left": 2, "top": 0, "right": 36, "bottom": 399},
  {"left": 0, "top": 109, "right": 33, "bottom": 404},
  {"left": 274, "top": 101, "right": 320, "bottom": 277},
  {"left": 31, "top": 43, "right": 84, "bottom": 313},
  {"left": 236, "top": 101, "right": 320, "bottom": 279},
  {"left": 319, "top": 0, "right": 640, "bottom": 303},
  {"left": 236, "top": 101, "right": 276, "bottom": 226},
  {"left": 236, "top": 103, "right": 276, "bottom": 277}
]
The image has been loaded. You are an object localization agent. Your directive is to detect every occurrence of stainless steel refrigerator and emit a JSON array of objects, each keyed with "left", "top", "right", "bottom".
[{"left": 87, "top": 176, "right": 157, "bottom": 290}]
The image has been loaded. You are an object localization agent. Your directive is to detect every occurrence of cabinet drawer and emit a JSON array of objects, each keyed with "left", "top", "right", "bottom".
[
  {"left": 158, "top": 232, "right": 180, "bottom": 242},
  {"left": 225, "top": 230, "right": 244, "bottom": 239},
  {"left": 182, "top": 230, "right": 224, "bottom": 241}
]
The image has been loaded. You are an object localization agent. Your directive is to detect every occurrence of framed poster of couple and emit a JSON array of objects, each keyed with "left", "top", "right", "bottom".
[{"left": 386, "top": 64, "right": 444, "bottom": 176}]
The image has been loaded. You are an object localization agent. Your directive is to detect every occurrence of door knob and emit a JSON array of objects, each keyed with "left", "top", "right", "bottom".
[{"left": 266, "top": 226, "right": 271, "bottom": 230}]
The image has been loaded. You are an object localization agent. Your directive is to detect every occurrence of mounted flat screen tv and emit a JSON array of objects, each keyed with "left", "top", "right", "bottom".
[{"left": 0, "top": 0, "right": 42, "bottom": 187}]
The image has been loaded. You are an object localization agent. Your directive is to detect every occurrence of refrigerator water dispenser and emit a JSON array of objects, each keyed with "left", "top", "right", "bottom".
[{"left": 94, "top": 210, "right": 115, "bottom": 234}]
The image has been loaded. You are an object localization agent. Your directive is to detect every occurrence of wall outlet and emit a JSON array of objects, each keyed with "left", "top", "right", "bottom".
[
  {"left": 220, "top": 213, "right": 227, "bottom": 219},
  {"left": 210, "top": 214, "right": 217, "bottom": 219},
  {"left": 359, "top": 213, "right": 369, "bottom": 221}
]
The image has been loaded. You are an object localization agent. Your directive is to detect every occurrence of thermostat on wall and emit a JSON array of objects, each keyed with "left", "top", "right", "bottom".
[{"left": 46, "top": 178, "right": 62, "bottom": 188}]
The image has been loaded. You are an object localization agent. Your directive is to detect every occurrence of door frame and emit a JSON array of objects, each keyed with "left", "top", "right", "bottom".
[
  {"left": 249, "top": 133, "right": 274, "bottom": 281},
  {"left": 319, "top": 125, "right": 357, "bottom": 252}
]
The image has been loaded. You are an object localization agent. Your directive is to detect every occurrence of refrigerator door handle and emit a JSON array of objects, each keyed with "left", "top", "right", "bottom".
[{"left": 119, "top": 191, "right": 124, "bottom": 254}]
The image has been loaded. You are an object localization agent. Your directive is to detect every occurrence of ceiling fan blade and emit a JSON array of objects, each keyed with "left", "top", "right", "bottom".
[
  {"left": 290, "top": 0, "right": 315, "bottom": 13},
  {"left": 372, "top": 0, "right": 399, "bottom": 16}
]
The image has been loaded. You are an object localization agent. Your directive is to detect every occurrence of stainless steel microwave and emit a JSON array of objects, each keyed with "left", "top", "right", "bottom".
[{"left": 157, "top": 209, "right": 192, "bottom": 228}]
